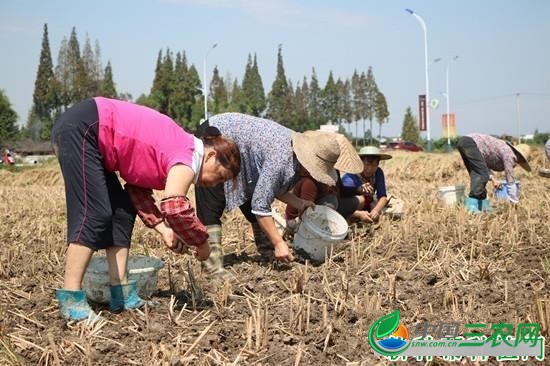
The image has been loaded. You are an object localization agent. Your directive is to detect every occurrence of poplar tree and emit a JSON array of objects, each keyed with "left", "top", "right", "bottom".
[
  {"left": 374, "top": 90, "right": 389, "bottom": 139},
  {"left": 292, "top": 81, "right": 309, "bottom": 131},
  {"left": 67, "top": 27, "right": 87, "bottom": 103},
  {"left": 0, "top": 90, "right": 18, "bottom": 143},
  {"left": 101, "top": 61, "right": 117, "bottom": 98},
  {"left": 242, "top": 53, "right": 266, "bottom": 116},
  {"left": 228, "top": 78, "right": 246, "bottom": 113},
  {"left": 401, "top": 106, "right": 420, "bottom": 143},
  {"left": 210, "top": 66, "right": 228, "bottom": 114},
  {"left": 168, "top": 52, "right": 188, "bottom": 125},
  {"left": 364, "top": 66, "right": 379, "bottom": 144},
  {"left": 308, "top": 68, "right": 323, "bottom": 129},
  {"left": 266, "top": 45, "right": 292, "bottom": 125},
  {"left": 150, "top": 49, "right": 174, "bottom": 114},
  {"left": 31, "top": 23, "right": 56, "bottom": 140},
  {"left": 337, "top": 78, "right": 353, "bottom": 130},
  {"left": 54, "top": 37, "right": 71, "bottom": 109},
  {"left": 322, "top": 71, "right": 338, "bottom": 125}
]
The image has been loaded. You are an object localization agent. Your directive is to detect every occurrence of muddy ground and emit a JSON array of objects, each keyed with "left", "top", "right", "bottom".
[{"left": 0, "top": 150, "right": 549, "bottom": 365}]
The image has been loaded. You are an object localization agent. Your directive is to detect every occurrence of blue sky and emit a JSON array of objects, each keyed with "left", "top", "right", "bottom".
[{"left": 1, "top": 0, "right": 549, "bottom": 138}]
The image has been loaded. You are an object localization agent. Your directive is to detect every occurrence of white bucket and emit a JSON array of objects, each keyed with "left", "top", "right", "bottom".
[
  {"left": 293, "top": 206, "right": 348, "bottom": 262},
  {"left": 437, "top": 185, "right": 465, "bottom": 206},
  {"left": 82, "top": 255, "right": 165, "bottom": 304}
]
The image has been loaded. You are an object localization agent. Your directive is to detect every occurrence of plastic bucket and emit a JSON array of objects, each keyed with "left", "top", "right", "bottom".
[
  {"left": 82, "top": 255, "right": 165, "bottom": 304},
  {"left": 437, "top": 185, "right": 465, "bottom": 206},
  {"left": 494, "top": 181, "right": 520, "bottom": 200},
  {"left": 293, "top": 206, "right": 348, "bottom": 262}
]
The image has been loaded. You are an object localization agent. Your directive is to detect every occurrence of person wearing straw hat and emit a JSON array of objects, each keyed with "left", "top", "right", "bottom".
[
  {"left": 457, "top": 133, "right": 531, "bottom": 212},
  {"left": 194, "top": 113, "right": 362, "bottom": 277},
  {"left": 338, "top": 146, "right": 392, "bottom": 224}
]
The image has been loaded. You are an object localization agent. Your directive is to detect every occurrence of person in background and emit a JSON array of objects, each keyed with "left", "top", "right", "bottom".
[
  {"left": 338, "top": 146, "right": 392, "bottom": 223},
  {"left": 195, "top": 113, "right": 362, "bottom": 278},
  {"left": 52, "top": 97, "right": 240, "bottom": 321},
  {"left": 457, "top": 133, "right": 531, "bottom": 212},
  {"left": 545, "top": 139, "right": 550, "bottom": 161},
  {"left": 3, "top": 149, "right": 15, "bottom": 165}
]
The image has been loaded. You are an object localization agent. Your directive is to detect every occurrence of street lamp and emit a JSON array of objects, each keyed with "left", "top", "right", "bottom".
[
  {"left": 203, "top": 43, "right": 218, "bottom": 121},
  {"left": 405, "top": 8, "right": 431, "bottom": 151},
  {"left": 434, "top": 56, "right": 459, "bottom": 151}
]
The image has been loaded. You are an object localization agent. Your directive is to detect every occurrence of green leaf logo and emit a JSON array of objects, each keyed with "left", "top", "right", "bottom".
[
  {"left": 375, "top": 309, "right": 400, "bottom": 338},
  {"left": 368, "top": 309, "right": 410, "bottom": 357}
]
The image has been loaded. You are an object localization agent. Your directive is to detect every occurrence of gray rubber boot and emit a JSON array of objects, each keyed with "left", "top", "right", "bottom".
[
  {"left": 251, "top": 222, "right": 274, "bottom": 259},
  {"left": 201, "top": 225, "right": 227, "bottom": 278}
]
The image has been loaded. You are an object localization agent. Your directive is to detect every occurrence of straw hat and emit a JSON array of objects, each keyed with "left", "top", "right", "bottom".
[
  {"left": 506, "top": 142, "right": 531, "bottom": 172},
  {"left": 291, "top": 131, "right": 363, "bottom": 186},
  {"left": 358, "top": 146, "right": 393, "bottom": 160}
]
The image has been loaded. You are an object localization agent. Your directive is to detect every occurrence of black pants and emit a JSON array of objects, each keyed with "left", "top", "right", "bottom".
[
  {"left": 52, "top": 99, "right": 136, "bottom": 250},
  {"left": 195, "top": 184, "right": 257, "bottom": 226},
  {"left": 457, "top": 136, "right": 490, "bottom": 199}
]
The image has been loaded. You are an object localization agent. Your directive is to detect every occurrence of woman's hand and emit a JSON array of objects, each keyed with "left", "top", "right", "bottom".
[
  {"left": 489, "top": 175, "right": 502, "bottom": 189},
  {"left": 369, "top": 209, "right": 380, "bottom": 222},
  {"left": 298, "top": 199, "right": 315, "bottom": 215},
  {"left": 359, "top": 183, "right": 374, "bottom": 196},
  {"left": 273, "top": 241, "right": 294, "bottom": 263},
  {"left": 155, "top": 221, "right": 190, "bottom": 254},
  {"left": 194, "top": 241, "right": 212, "bottom": 261}
]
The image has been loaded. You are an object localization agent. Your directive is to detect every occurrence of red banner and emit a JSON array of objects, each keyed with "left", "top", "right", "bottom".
[{"left": 418, "top": 95, "right": 427, "bottom": 131}]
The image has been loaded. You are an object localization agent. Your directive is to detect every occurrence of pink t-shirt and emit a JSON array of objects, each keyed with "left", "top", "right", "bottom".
[{"left": 95, "top": 97, "right": 195, "bottom": 190}]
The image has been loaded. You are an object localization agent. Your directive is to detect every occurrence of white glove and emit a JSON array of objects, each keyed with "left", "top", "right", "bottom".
[{"left": 506, "top": 182, "right": 519, "bottom": 204}]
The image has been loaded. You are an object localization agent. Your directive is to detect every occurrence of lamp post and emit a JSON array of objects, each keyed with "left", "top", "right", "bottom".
[
  {"left": 515, "top": 93, "right": 521, "bottom": 142},
  {"left": 203, "top": 43, "right": 218, "bottom": 121},
  {"left": 435, "top": 56, "right": 459, "bottom": 151},
  {"left": 405, "top": 8, "right": 431, "bottom": 151}
]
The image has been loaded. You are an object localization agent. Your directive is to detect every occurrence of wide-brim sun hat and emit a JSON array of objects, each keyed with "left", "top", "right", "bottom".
[
  {"left": 358, "top": 145, "right": 393, "bottom": 160},
  {"left": 506, "top": 142, "right": 531, "bottom": 172},
  {"left": 291, "top": 131, "right": 363, "bottom": 186}
]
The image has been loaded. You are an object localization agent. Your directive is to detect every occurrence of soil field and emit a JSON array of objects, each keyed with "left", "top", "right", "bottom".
[{"left": 1, "top": 150, "right": 549, "bottom": 365}]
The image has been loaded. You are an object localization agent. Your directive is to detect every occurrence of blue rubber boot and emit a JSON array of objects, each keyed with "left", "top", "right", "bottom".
[
  {"left": 463, "top": 197, "right": 481, "bottom": 213},
  {"left": 480, "top": 199, "right": 492, "bottom": 212},
  {"left": 56, "top": 289, "right": 100, "bottom": 321},
  {"left": 109, "top": 281, "right": 154, "bottom": 312}
]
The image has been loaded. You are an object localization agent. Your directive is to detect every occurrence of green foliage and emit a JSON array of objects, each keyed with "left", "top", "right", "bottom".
[
  {"left": 100, "top": 61, "right": 117, "bottom": 98},
  {"left": 266, "top": 45, "right": 293, "bottom": 126},
  {"left": 228, "top": 78, "right": 246, "bottom": 113},
  {"left": 32, "top": 24, "right": 56, "bottom": 127},
  {"left": 533, "top": 130, "right": 550, "bottom": 145},
  {"left": 364, "top": 67, "right": 379, "bottom": 144},
  {"left": 374, "top": 90, "right": 389, "bottom": 138},
  {"left": 242, "top": 54, "right": 266, "bottom": 116},
  {"left": 336, "top": 78, "right": 353, "bottom": 127},
  {"left": 321, "top": 71, "right": 338, "bottom": 125},
  {"left": 150, "top": 49, "right": 174, "bottom": 114},
  {"left": 168, "top": 51, "right": 189, "bottom": 125},
  {"left": 401, "top": 106, "right": 420, "bottom": 143},
  {"left": 81, "top": 35, "right": 102, "bottom": 97},
  {"left": 308, "top": 68, "right": 324, "bottom": 129},
  {"left": 290, "top": 77, "right": 310, "bottom": 131},
  {"left": 209, "top": 66, "right": 228, "bottom": 115},
  {"left": 431, "top": 137, "right": 459, "bottom": 151},
  {"left": 0, "top": 90, "right": 18, "bottom": 144}
]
